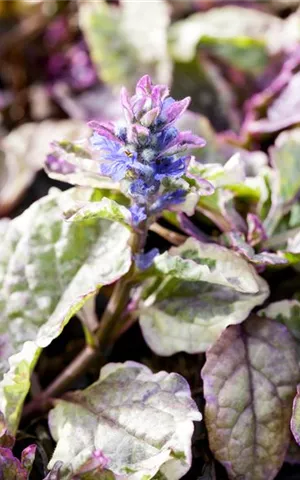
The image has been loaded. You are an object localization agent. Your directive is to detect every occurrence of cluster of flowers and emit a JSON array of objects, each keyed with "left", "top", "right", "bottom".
[
  {"left": 46, "top": 75, "right": 206, "bottom": 227},
  {"left": 88, "top": 75, "right": 205, "bottom": 225}
]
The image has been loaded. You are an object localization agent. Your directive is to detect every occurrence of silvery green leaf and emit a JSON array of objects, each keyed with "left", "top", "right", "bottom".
[
  {"left": 80, "top": 0, "right": 171, "bottom": 89},
  {"left": 64, "top": 197, "right": 132, "bottom": 227},
  {"left": 48, "top": 361, "right": 201, "bottom": 480},
  {"left": 139, "top": 239, "right": 269, "bottom": 355},
  {"left": 153, "top": 237, "right": 262, "bottom": 293},
  {"left": 0, "top": 188, "right": 131, "bottom": 432},
  {"left": 202, "top": 316, "right": 299, "bottom": 480},
  {"left": 139, "top": 275, "right": 268, "bottom": 356}
]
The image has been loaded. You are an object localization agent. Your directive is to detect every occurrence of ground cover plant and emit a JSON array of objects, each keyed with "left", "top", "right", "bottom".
[{"left": 3, "top": 1, "right": 300, "bottom": 479}]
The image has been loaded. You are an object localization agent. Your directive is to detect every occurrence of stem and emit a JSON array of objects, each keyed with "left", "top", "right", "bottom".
[
  {"left": 23, "top": 346, "right": 97, "bottom": 418},
  {"left": 77, "top": 297, "right": 99, "bottom": 348},
  {"left": 150, "top": 222, "right": 187, "bottom": 246},
  {"left": 23, "top": 231, "right": 144, "bottom": 419}
]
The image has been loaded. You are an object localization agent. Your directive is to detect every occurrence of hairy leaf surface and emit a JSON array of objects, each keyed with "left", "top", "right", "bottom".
[
  {"left": 140, "top": 239, "right": 269, "bottom": 355},
  {"left": 0, "top": 188, "right": 131, "bottom": 431},
  {"left": 48, "top": 362, "right": 201, "bottom": 480}
]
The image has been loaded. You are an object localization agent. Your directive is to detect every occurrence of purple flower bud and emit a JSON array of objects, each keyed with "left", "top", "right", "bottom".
[
  {"left": 136, "top": 74, "right": 153, "bottom": 94},
  {"left": 121, "top": 87, "right": 134, "bottom": 124},
  {"left": 56, "top": 74, "right": 208, "bottom": 224},
  {"left": 140, "top": 107, "right": 160, "bottom": 127},
  {"left": 158, "top": 97, "right": 191, "bottom": 127},
  {"left": 88, "top": 121, "right": 120, "bottom": 142}
]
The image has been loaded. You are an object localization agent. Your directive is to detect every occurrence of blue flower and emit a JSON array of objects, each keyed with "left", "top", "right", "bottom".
[
  {"left": 135, "top": 248, "right": 159, "bottom": 270},
  {"left": 154, "top": 156, "right": 187, "bottom": 180},
  {"left": 84, "top": 76, "right": 206, "bottom": 226},
  {"left": 150, "top": 190, "right": 187, "bottom": 215},
  {"left": 130, "top": 204, "right": 147, "bottom": 226},
  {"left": 91, "top": 132, "right": 137, "bottom": 182}
]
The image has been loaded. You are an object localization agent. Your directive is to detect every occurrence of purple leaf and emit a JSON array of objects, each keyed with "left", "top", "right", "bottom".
[
  {"left": 0, "top": 448, "right": 28, "bottom": 480},
  {"left": 202, "top": 316, "right": 299, "bottom": 480},
  {"left": 21, "top": 445, "right": 37, "bottom": 473}
]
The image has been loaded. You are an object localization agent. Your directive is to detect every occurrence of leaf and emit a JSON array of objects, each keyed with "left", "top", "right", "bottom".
[
  {"left": 0, "top": 342, "right": 40, "bottom": 434},
  {"left": 64, "top": 197, "right": 132, "bottom": 227},
  {"left": 43, "top": 462, "right": 65, "bottom": 480},
  {"left": 188, "top": 154, "right": 246, "bottom": 189},
  {"left": 0, "top": 188, "right": 131, "bottom": 432},
  {"left": 48, "top": 361, "right": 201, "bottom": 480},
  {"left": 0, "top": 120, "right": 90, "bottom": 216},
  {"left": 291, "top": 386, "right": 300, "bottom": 446},
  {"left": 247, "top": 71, "right": 300, "bottom": 135},
  {"left": 0, "top": 448, "right": 29, "bottom": 480},
  {"left": 202, "top": 316, "right": 299, "bottom": 480},
  {"left": 226, "top": 232, "right": 287, "bottom": 266},
  {"left": 171, "top": 55, "right": 238, "bottom": 132},
  {"left": 0, "top": 443, "right": 36, "bottom": 480},
  {"left": 153, "top": 237, "right": 263, "bottom": 293},
  {"left": 175, "top": 110, "right": 236, "bottom": 165},
  {"left": 169, "top": 6, "right": 281, "bottom": 74},
  {"left": 45, "top": 140, "right": 118, "bottom": 190},
  {"left": 258, "top": 300, "right": 300, "bottom": 341},
  {"left": 270, "top": 128, "right": 300, "bottom": 206},
  {"left": 80, "top": 0, "right": 171, "bottom": 89},
  {"left": 139, "top": 275, "right": 268, "bottom": 356},
  {"left": 21, "top": 445, "right": 37, "bottom": 473},
  {"left": 139, "top": 239, "right": 269, "bottom": 355}
]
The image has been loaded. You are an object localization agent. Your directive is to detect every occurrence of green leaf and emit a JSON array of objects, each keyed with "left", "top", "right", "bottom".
[
  {"left": 139, "top": 239, "right": 269, "bottom": 355},
  {"left": 64, "top": 197, "right": 132, "bottom": 227},
  {"left": 80, "top": 0, "right": 171, "bottom": 89},
  {"left": 202, "top": 316, "right": 299, "bottom": 480},
  {"left": 48, "top": 362, "right": 201, "bottom": 480},
  {"left": 169, "top": 7, "right": 280, "bottom": 74},
  {"left": 0, "top": 188, "right": 131, "bottom": 432},
  {"left": 0, "top": 342, "right": 40, "bottom": 434},
  {"left": 171, "top": 56, "right": 238, "bottom": 132}
]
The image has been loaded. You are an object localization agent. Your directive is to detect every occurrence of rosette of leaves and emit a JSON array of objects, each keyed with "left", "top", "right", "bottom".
[{"left": 2, "top": 73, "right": 300, "bottom": 480}]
